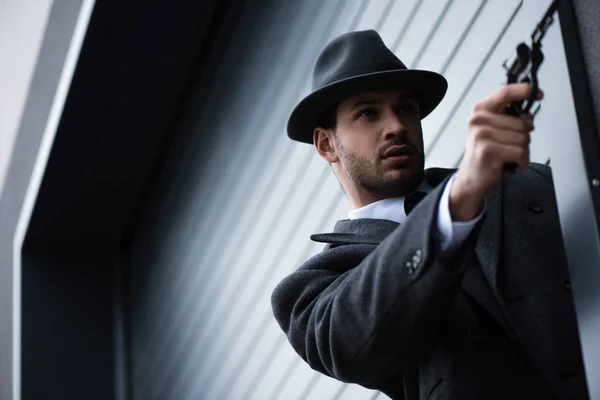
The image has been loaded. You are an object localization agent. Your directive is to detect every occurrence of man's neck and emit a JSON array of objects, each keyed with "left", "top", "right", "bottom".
[
  {"left": 349, "top": 191, "right": 390, "bottom": 210},
  {"left": 348, "top": 179, "right": 429, "bottom": 210}
]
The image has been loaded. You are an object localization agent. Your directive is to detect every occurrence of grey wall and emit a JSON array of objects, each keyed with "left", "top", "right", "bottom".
[
  {"left": 20, "top": 246, "right": 117, "bottom": 399},
  {"left": 125, "top": 0, "right": 579, "bottom": 399}
]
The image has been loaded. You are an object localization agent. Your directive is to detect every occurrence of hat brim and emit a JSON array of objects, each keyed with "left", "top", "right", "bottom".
[{"left": 287, "top": 69, "right": 448, "bottom": 144}]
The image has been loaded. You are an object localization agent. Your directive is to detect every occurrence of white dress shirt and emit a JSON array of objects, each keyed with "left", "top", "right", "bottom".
[{"left": 348, "top": 174, "right": 484, "bottom": 257}]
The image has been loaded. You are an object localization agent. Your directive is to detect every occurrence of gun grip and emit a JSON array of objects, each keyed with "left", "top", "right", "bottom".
[
  {"left": 503, "top": 103, "right": 524, "bottom": 173},
  {"left": 504, "top": 103, "right": 522, "bottom": 117}
]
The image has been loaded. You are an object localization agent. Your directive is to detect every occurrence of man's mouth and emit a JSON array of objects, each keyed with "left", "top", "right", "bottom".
[
  {"left": 381, "top": 145, "right": 414, "bottom": 159},
  {"left": 379, "top": 145, "right": 415, "bottom": 166}
]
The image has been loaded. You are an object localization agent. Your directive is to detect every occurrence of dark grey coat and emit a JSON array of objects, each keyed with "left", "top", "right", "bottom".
[{"left": 271, "top": 163, "right": 589, "bottom": 400}]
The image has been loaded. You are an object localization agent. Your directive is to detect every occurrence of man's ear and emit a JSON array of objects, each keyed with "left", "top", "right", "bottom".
[{"left": 314, "top": 127, "right": 339, "bottom": 163}]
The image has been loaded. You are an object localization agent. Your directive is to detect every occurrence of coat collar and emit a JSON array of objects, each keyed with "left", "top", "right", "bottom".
[
  {"left": 311, "top": 185, "right": 503, "bottom": 287},
  {"left": 310, "top": 218, "right": 399, "bottom": 245},
  {"left": 311, "top": 184, "right": 503, "bottom": 285},
  {"left": 311, "top": 167, "right": 456, "bottom": 245},
  {"left": 423, "top": 167, "right": 457, "bottom": 187}
]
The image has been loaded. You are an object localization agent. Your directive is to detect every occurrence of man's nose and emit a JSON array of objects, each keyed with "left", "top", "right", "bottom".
[{"left": 382, "top": 113, "right": 407, "bottom": 141}]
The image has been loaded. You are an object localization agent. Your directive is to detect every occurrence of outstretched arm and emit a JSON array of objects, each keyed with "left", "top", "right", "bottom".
[{"left": 271, "top": 177, "right": 482, "bottom": 385}]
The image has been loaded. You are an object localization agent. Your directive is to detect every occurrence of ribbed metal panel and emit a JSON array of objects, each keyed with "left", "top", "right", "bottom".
[{"left": 127, "top": 1, "right": 578, "bottom": 399}]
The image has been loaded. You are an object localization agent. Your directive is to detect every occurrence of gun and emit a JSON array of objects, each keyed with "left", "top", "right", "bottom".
[
  {"left": 502, "top": 0, "right": 560, "bottom": 171},
  {"left": 503, "top": 0, "right": 561, "bottom": 119}
]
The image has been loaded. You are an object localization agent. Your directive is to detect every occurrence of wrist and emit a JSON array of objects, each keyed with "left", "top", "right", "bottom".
[{"left": 449, "top": 174, "right": 485, "bottom": 222}]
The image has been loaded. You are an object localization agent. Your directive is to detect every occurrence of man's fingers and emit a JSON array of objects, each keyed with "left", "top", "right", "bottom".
[
  {"left": 474, "top": 83, "right": 544, "bottom": 113},
  {"left": 498, "top": 143, "right": 530, "bottom": 171},
  {"left": 475, "top": 141, "right": 530, "bottom": 171},
  {"left": 471, "top": 126, "right": 531, "bottom": 147},
  {"left": 469, "top": 109, "right": 534, "bottom": 132}
]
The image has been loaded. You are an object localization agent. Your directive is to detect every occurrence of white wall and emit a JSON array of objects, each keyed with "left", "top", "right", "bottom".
[{"left": 0, "top": 0, "right": 54, "bottom": 199}]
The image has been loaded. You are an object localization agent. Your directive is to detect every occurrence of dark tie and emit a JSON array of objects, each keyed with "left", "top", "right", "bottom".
[{"left": 404, "top": 191, "right": 428, "bottom": 215}]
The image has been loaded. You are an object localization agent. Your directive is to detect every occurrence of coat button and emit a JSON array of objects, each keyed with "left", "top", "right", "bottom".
[
  {"left": 524, "top": 200, "right": 542, "bottom": 213},
  {"left": 561, "top": 280, "right": 572, "bottom": 293}
]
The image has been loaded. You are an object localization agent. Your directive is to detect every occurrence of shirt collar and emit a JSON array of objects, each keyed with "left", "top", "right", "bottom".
[{"left": 348, "top": 179, "right": 433, "bottom": 223}]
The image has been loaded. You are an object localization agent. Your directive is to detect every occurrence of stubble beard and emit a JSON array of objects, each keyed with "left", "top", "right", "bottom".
[{"left": 337, "top": 143, "right": 425, "bottom": 198}]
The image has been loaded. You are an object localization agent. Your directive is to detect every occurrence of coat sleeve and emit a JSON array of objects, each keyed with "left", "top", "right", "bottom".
[{"left": 271, "top": 178, "right": 483, "bottom": 386}]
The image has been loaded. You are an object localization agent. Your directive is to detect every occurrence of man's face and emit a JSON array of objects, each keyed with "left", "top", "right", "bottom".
[{"left": 331, "top": 88, "right": 425, "bottom": 198}]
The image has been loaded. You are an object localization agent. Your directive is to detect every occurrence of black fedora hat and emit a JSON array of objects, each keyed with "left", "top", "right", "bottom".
[{"left": 287, "top": 29, "right": 448, "bottom": 144}]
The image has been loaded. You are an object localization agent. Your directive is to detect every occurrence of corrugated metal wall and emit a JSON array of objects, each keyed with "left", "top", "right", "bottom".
[{"left": 127, "top": 0, "right": 578, "bottom": 399}]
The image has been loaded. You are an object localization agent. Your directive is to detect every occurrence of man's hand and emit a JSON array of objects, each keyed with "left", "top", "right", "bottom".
[{"left": 450, "top": 83, "right": 542, "bottom": 221}]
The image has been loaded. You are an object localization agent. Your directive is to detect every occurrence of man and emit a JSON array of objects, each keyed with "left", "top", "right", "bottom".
[{"left": 270, "top": 30, "right": 589, "bottom": 399}]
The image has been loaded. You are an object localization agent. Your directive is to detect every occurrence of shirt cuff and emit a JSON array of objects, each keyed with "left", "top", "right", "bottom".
[{"left": 437, "top": 173, "right": 485, "bottom": 257}]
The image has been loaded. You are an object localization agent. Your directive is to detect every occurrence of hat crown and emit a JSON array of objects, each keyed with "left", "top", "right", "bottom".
[{"left": 312, "top": 30, "right": 407, "bottom": 91}]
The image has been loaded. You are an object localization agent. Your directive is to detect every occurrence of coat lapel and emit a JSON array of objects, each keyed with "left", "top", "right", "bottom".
[
  {"left": 310, "top": 218, "right": 399, "bottom": 245},
  {"left": 310, "top": 168, "right": 455, "bottom": 246},
  {"left": 475, "top": 187, "right": 502, "bottom": 300},
  {"left": 469, "top": 176, "right": 522, "bottom": 346}
]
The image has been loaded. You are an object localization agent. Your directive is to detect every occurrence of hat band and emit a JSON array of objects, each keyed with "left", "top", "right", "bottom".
[{"left": 320, "top": 62, "right": 406, "bottom": 89}]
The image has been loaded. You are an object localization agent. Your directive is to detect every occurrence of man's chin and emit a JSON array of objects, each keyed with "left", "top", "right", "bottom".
[
  {"left": 383, "top": 165, "right": 421, "bottom": 180},
  {"left": 382, "top": 168, "right": 424, "bottom": 193}
]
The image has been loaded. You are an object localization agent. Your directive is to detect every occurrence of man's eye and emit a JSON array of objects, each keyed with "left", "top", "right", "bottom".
[{"left": 359, "top": 108, "right": 376, "bottom": 118}]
